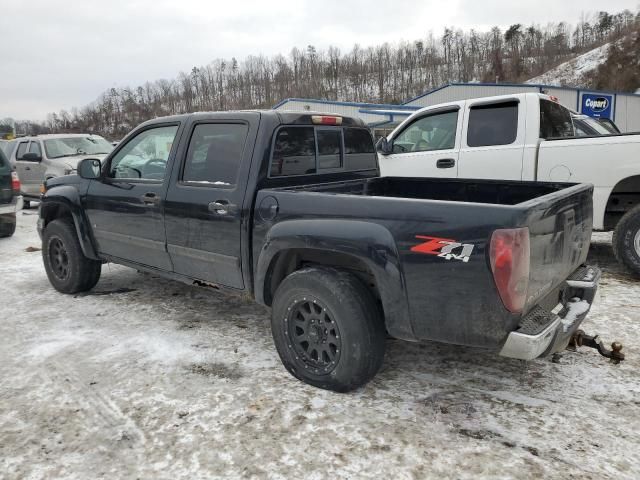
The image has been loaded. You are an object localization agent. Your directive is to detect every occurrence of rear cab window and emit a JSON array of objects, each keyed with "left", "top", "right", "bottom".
[{"left": 270, "top": 126, "right": 376, "bottom": 177}]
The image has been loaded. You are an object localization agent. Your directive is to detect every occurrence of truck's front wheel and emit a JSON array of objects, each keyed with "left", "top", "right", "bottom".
[
  {"left": 613, "top": 205, "right": 640, "bottom": 277},
  {"left": 42, "top": 219, "right": 102, "bottom": 293},
  {"left": 271, "top": 267, "right": 386, "bottom": 392}
]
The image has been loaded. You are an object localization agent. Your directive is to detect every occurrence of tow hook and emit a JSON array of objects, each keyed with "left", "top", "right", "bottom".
[{"left": 568, "top": 330, "right": 625, "bottom": 364}]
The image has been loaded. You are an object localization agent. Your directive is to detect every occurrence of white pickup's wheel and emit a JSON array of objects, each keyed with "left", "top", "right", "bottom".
[{"left": 613, "top": 204, "right": 640, "bottom": 277}]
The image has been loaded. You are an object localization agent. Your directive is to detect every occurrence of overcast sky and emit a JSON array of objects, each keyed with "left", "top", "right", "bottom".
[{"left": 1, "top": 0, "right": 638, "bottom": 120}]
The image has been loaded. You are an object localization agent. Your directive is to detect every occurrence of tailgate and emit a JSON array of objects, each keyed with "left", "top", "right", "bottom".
[
  {"left": 522, "top": 183, "right": 593, "bottom": 313},
  {"left": 0, "top": 153, "right": 12, "bottom": 204}
]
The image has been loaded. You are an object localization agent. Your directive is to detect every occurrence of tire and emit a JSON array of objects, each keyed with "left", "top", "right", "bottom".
[
  {"left": 42, "top": 218, "right": 102, "bottom": 293},
  {"left": 0, "top": 213, "right": 16, "bottom": 238},
  {"left": 271, "top": 267, "right": 386, "bottom": 392},
  {"left": 23, "top": 200, "right": 30, "bottom": 209},
  {"left": 612, "top": 205, "right": 640, "bottom": 277}
]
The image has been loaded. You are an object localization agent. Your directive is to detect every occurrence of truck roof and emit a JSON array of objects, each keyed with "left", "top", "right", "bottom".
[
  {"left": 386, "top": 92, "right": 558, "bottom": 142},
  {"left": 16, "top": 133, "right": 108, "bottom": 141},
  {"left": 136, "top": 110, "right": 368, "bottom": 129},
  {"left": 409, "top": 92, "right": 554, "bottom": 117}
]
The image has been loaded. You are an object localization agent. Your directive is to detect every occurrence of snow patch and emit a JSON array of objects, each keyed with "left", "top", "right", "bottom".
[
  {"left": 95, "top": 333, "right": 199, "bottom": 364},
  {"left": 560, "top": 298, "right": 591, "bottom": 332},
  {"left": 526, "top": 43, "right": 610, "bottom": 87},
  {"left": 25, "top": 334, "right": 87, "bottom": 359}
]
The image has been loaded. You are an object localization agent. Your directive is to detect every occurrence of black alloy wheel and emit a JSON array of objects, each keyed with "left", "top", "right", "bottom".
[
  {"left": 48, "top": 236, "right": 70, "bottom": 281},
  {"left": 286, "top": 297, "right": 342, "bottom": 375}
]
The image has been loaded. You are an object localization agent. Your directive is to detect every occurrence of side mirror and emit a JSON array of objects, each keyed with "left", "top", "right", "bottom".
[
  {"left": 375, "top": 137, "right": 392, "bottom": 155},
  {"left": 21, "top": 152, "right": 42, "bottom": 162},
  {"left": 77, "top": 158, "right": 101, "bottom": 179}
]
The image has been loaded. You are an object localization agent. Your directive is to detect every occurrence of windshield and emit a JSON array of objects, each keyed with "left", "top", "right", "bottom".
[{"left": 43, "top": 136, "right": 114, "bottom": 159}]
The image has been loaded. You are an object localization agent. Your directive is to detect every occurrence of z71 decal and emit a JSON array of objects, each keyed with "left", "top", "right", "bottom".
[{"left": 410, "top": 235, "right": 475, "bottom": 263}]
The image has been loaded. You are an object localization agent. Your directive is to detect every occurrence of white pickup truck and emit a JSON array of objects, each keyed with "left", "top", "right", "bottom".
[{"left": 377, "top": 93, "right": 640, "bottom": 276}]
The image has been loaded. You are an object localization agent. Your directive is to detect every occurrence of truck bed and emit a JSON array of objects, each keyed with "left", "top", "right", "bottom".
[
  {"left": 257, "top": 176, "right": 594, "bottom": 348},
  {"left": 275, "top": 177, "right": 573, "bottom": 206}
]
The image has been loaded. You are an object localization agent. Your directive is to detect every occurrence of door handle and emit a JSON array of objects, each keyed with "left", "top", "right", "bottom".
[
  {"left": 436, "top": 158, "right": 456, "bottom": 169},
  {"left": 25, "top": 166, "right": 31, "bottom": 171},
  {"left": 208, "top": 200, "right": 236, "bottom": 215},
  {"left": 141, "top": 192, "right": 160, "bottom": 205}
]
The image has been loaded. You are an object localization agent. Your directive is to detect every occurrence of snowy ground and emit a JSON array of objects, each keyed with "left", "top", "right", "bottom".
[{"left": 1, "top": 211, "right": 639, "bottom": 479}]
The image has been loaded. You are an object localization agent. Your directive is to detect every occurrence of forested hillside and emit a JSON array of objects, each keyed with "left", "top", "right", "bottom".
[{"left": 11, "top": 9, "right": 640, "bottom": 138}]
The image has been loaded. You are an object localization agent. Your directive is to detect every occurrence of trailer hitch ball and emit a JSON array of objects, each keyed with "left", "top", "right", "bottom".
[{"left": 568, "top": 330, "right": 625, "bottom": 364}]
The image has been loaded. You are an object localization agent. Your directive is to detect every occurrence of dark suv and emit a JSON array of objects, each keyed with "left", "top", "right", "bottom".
[{"left": 0, "top": 148, "right": 23, "bottom": 237}]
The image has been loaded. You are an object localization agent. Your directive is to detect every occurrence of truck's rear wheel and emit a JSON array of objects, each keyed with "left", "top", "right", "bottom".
[
  {"left": 271, "top": 267, "right": 386, "bottom": 392},
  {"left": 0, "top": 213, "right": 16, "bottom": 238},
  {"left": 613, "top": 205, "right": 640, "bottom": 277},
  {"left": 42, "top": 219, "right": 102, "bottom": 293}
]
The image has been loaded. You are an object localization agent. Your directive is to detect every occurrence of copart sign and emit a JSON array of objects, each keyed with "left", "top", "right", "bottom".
[{"left": 581, "top": 93, "right": 613, "bottom": 119}]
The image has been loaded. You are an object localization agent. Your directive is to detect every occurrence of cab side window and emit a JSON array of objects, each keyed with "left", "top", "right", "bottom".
[
  {"left": 467, "top": 102, "right": 519, "bottom": 147},
  {"left": 182, "top": 123, "right": 248, "bottom": 187},
  {"left": 16, "top": 142, "right": 29, "bottom": 160},
  {"left": 109, "top": 125, "right": 178, "bottom": 180},
  {"left": 392, "top": 111, "right": 458, "bottom": 153}
]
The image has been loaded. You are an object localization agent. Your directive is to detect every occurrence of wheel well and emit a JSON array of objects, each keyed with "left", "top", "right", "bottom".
[
  {"left": 604, "top": 175, "right": 640, "bottom": 230},
  {"left": 264, "top": 249, "right": 381, "bottom": 307},
  {"left": 41, "top": 202, "right": 73, "bottom": 228}
]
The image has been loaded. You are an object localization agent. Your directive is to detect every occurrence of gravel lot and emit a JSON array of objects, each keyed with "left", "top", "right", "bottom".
[{"left": 1, "top": 210, "right": 639, "bottom": 479}]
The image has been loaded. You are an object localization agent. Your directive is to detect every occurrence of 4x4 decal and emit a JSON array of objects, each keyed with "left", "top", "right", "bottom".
[{"left": 410, "top": 235, "right": 475, "bottom": 263}]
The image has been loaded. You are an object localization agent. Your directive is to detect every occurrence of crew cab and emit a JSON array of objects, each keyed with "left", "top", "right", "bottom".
[
  {"left": 38, "top": 111, "right": 600, "bottom": 391},
  {"left": 0, "top": 147, "right": 22, "bottom": 238},
  {"left": 377, "top": 93, "right": 640, "bottom": 277}
]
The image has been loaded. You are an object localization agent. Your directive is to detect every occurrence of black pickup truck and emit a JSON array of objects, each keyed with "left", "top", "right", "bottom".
[
  {"left": 38, "top": 111, "right": 601, "bottom": 391},
  {"left": 0, "top": 148, "right": 22, "bottom": 237}
]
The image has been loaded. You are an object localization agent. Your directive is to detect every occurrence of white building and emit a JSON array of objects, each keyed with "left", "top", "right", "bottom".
[{"left": 273, "top": 83, "right": 640, "bottom": 133}]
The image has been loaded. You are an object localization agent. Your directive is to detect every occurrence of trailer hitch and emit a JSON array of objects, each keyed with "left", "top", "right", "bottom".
[{"left": 568, "top": 330, "right": 625, "bottom": 364}]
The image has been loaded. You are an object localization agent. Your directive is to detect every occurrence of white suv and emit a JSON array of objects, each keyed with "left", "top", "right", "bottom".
[{"left": 8, "top": 134, "right": 113, "bottom": 207}]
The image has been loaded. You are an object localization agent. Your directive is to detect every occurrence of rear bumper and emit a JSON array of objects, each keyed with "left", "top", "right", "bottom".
[
  {"left": 0, "top": 195, "right": 23, "bottom": 215},
  {"left": 499, "top": 265, "right": 601, "bottom": 360}
]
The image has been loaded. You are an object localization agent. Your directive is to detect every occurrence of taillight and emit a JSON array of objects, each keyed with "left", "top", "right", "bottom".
[
  {"left": 11, "top": 171, "right": 20, "bottom": 194},
  {"left": 489, "top": 227, "right": 530, "bottom": 313}
]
